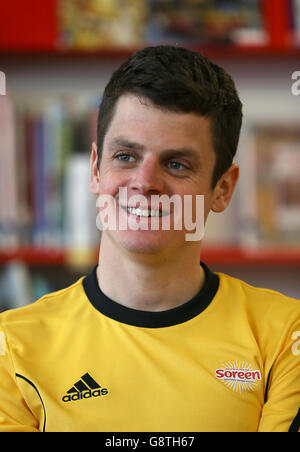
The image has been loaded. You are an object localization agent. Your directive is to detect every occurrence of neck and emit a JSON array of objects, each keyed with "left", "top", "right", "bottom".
[{"left": 96, "top": 235, "right": 205, "bottom": 312}]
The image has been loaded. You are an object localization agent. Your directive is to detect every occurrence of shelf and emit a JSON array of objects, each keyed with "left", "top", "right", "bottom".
[
  {"left": 0, "top": 0, "right": 299, "bottom": 61},
  {"left": 1, "top": 246, "right": 300, "bottom": 267},
  {"left": 0, "top": 247, "right": 67, "bottom": 266},
  {"left": 201, "top": 245, "right": 300, "bottom": 266}
]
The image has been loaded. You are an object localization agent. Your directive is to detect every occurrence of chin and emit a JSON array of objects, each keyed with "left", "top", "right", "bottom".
[
  {"left": 119, "top": 232, "right": 166, "bottom": 254},
  {"left": 114, "top": 229, "right": 178, "bottom": 256}
]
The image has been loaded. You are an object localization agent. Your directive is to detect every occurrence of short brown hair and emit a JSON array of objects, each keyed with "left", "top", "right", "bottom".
[{"left": 97, "top": 45, "right": 243, "bottom": 187}]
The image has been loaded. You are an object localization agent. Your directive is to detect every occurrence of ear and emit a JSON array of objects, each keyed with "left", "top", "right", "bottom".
[
  {"left": 211, "top": 164, "right": 239, "bottom": 213},
  {"left": 90, "top": 142, "right": 100, "bottom": 194}
]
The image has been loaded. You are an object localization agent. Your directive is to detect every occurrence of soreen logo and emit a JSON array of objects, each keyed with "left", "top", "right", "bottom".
[{"left": 215, "top": 361, "right": 262, "bottom": 393}]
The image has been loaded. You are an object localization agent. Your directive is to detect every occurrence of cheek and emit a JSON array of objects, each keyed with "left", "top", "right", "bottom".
[
  {"left": 99, "top": 179, "right": 114, "bottom": 196},
  {"left": 98, "top": 168, "right": 126, "bottom": 197},
  {"left": 185, "top": 187, "right": 213, "bottom": 223}
]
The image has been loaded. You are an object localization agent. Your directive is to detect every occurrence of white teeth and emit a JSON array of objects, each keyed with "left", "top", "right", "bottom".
[
  {"left": 127, "top": 207, "right": 160, "bottom": 217},
  {"left": 150, "top": 209, "right": 160, "bottom": 217}
]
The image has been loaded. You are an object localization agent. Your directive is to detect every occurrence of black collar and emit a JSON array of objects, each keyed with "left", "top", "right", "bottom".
[{"left": 82, "top": 262, "right": 219, "bottom": 328}]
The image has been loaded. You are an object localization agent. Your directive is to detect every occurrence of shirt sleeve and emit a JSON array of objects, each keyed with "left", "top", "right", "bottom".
[
  {"left": 258, "top": 320, "right": 300, "bottom": 432},
  {"left": 0, "top": 326, "right": 39, "bottom": 432}
]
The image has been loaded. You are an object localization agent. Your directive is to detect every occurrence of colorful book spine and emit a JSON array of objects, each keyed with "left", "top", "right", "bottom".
[{"left": 0, "top": 96, "right": 18, "bottom": 248}]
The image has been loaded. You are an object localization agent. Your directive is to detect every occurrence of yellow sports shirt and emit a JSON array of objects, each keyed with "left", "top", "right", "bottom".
[{"left": 0, "top": 263, "right": 299, "bottom": 432}]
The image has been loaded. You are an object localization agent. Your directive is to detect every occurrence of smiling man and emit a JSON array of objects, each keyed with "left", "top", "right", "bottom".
[
  {"left": 91, "top": 92, "right": 238, "bottom": 311},
  {"left": 0, "top": 46, "right": 299, "bottom": 432}
]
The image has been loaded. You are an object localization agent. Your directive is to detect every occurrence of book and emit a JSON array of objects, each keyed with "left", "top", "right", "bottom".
[
  {"left": 145, "top": 0, "right": 265, "bottom": 46},
  {"left": 64, "top": 152, "right": 99, "bottom": 268},
  {"left": 58, "top": 0, "right": 265, "bottom": 50},
  {"left": 239, "top": 124, "right": 300, "bottom": 247},
  {"left": 58, "top": 0, "right": 146, "bottom": 49},
  {"left": 1, "top": 95, "right": 100, "bottom": 256},
  {"left": 0, "top": 95, "right": 19, "bottom": 248}
]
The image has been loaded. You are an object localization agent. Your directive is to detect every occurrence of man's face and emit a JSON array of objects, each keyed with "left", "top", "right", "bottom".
[{"left": 91, "top": 94, "right": 236, "bottom": 256}]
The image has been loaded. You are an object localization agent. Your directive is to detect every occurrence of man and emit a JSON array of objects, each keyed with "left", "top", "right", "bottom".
[{"left": 0, "top": 46, "right": 299, "bottom": 432}]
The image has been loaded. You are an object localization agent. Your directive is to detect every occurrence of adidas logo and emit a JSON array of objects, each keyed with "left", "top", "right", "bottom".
[{"left": 62, "top": 373, "right": 109, "bottom": 403}]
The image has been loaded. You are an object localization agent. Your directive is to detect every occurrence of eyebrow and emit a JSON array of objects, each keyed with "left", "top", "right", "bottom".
[
  {"left": 109, "top": 137, "right": 145, "bottom": 151},
  {"left": 109, "top": 137, "right": 201, "bottom": 163}
]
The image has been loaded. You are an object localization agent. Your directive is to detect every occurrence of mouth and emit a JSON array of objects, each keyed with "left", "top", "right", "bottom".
[{"left": 121, "top": 206, "right": 170, "bottom": 218}]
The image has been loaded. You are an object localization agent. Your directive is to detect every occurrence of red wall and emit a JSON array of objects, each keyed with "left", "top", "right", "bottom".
[{"left": 0, "top": 0, "right": 57, "bottom": 50}]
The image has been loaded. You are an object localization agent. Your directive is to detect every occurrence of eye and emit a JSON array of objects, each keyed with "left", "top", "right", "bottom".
[
  {"left": 115, "top": 152, "right": 135, "bottom": 162},
  {"left": 167, "top": 160, "right": 187, "bottom": 171}
]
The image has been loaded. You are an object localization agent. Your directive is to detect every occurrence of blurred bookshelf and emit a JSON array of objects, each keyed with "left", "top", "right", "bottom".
[
  {"left": 0, "top": 0, "right": 300, "bottom": 309},
  {"left": 0, "top": 0, "right": 299, "bottom": 57}
]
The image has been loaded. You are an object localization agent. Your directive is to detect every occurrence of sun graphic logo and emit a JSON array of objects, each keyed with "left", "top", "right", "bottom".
[{"left": 215, "top": 361, "right": 262, "bottom": 393}]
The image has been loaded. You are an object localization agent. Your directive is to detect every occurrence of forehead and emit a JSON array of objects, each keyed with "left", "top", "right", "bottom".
[{"left": 103, "top": 94, "right": 215, "bottom": 158}]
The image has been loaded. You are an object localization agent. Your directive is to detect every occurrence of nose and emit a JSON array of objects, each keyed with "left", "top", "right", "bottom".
[{"left": 129, "top": 155, "right": 165, "bottom": 195}]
